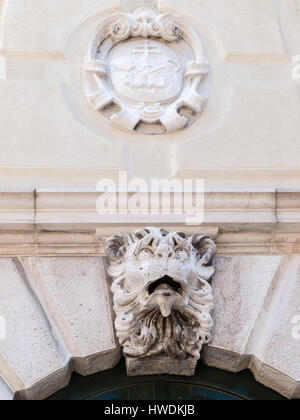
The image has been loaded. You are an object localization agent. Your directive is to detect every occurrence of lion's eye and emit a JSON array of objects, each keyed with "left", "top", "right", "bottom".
[
  {"left": 175, "top": 248, "right": 189, "bottom": 259},
  {"left": 138, "top": 248, "right": 153, "bottom": 259}
]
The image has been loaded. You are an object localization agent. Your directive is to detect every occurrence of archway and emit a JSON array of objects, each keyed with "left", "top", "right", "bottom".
[{"left": 48, "top": 361, "right": 286, "bottom": 401}]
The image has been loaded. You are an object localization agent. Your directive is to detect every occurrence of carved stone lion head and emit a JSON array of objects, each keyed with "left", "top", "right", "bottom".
[{"left": 106, "top": 227, "right": 216, "bottom": 376}]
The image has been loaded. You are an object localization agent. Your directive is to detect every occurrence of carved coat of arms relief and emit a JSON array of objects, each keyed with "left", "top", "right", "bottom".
[{"left": 84, "top": 7, "right": 209, "bottom": 134}]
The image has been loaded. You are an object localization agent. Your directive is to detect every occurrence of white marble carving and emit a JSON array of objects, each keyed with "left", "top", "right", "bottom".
[
  {"left": 106, "top": 228, "right": 216, "bottom": 376},
  {"left": 85, "top": 8, "right": 209, "bottom": 134}
]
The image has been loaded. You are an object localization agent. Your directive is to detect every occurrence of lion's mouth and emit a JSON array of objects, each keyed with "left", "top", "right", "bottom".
[
  {"left": 144, "top": 276, "right": 186, "bottom": 317},
  {"left": 148, "top": 275, "right": 182, "bottom": 296}
]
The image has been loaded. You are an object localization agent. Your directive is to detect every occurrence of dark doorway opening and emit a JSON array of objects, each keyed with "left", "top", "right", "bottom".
[{"left": 48, "top": 360, "right": 286, "bottom": 400}]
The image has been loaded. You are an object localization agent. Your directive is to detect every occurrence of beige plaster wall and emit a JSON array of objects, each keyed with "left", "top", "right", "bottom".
[{"left": 0, "top": 0, "right": 299, "bottom": 189}]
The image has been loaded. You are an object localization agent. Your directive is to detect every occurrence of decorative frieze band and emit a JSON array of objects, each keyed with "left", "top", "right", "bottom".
[{"left": 0, "top": 190, "right": 300, "bottom": 255}]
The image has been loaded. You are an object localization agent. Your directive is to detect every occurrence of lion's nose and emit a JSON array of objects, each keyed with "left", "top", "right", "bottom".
[{"left": 156, "top": 245, "right": 175, "bottom": 259}]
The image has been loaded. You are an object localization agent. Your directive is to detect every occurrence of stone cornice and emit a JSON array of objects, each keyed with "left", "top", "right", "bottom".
[{"left": 0, "top": 190, "right": 300, "bottom": 256}]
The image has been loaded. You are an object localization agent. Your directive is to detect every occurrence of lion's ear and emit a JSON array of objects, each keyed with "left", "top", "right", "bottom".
[
  {"left": 191, "top": 235, "right": 217, "bottom": 267},
  {"left": 106, "top": 233, "right": 130, "bottom": 263}
]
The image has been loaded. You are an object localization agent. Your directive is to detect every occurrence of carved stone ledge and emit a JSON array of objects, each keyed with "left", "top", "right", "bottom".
[
  {"left": 126, "top": 355, "right": 197, "bottom": 377},
  {"left": 106, "top": 227, "right": 216, "bottom": 376},
  {"left": 3, "top": 190, "right": 300, "bottom": 256}
]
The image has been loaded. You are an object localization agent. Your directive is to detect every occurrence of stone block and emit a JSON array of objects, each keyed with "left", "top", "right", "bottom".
[
  {"left": 0, "top": 258, "right": 70, "bottom": 400},
  {"left": 204, "top": 255, "right": 300, "bottom": 399},
  {"left": 21, "top": 257, "right": 121, "bottom": 376}
]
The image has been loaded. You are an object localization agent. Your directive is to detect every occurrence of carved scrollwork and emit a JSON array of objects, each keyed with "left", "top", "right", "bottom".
[
  {"left": 108, "top": 8, "right": 181, "bottom": 42},
  {"left": 84, "top": 7, "right": 210, "bottom": 134},
  {"left": 109, "top": 18, "right": 132, "bottom": 42},
  {"left": 158, "top": 13, "right": 181, "bottom": 42}
]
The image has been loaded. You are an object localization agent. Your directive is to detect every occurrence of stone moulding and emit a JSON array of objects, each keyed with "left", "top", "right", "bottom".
[
  {"left": 105, "top": 227, "right": 217, "bottom": 376},
  {"left": 84, "top": 7, "right": 209, "bottom": 134},
  {"left": 3, "top": 190, "right": 300, "bottom": 256}
]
